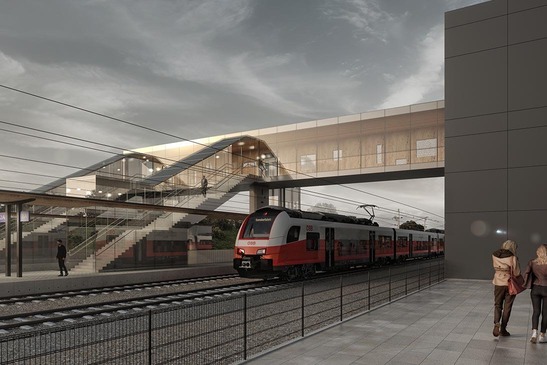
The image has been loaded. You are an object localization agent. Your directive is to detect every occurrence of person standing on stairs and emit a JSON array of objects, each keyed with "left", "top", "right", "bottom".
[{"left": 201, "top": 175, "right": 208, "bottom": 198}]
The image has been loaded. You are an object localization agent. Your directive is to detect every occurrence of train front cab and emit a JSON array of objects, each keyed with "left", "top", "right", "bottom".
[
  {"left": 233, "top": 209, "right": 282, "bottom": 278},
  {"left": 234, "top": 207, "right": 322, "bottom": 279}
]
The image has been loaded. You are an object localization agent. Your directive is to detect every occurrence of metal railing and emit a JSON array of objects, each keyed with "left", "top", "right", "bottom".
[
  {"left": 0, "top": 258, "right": 444, "bottom": 364},
  {"left": 68, "top": 167, "right": 249, "bottom": 271}
]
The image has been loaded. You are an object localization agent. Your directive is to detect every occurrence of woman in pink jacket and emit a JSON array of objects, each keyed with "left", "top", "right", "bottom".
[{"left": 492, "top": 240, "right": 521, "bottom": 337}]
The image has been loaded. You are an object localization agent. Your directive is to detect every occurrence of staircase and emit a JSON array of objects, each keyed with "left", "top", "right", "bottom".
[
  {"left": 69, "top": 174, "right": 248, "bottom": 273},
  {"left": 0, "top": 210, "right": 75, "bottom": 252}
]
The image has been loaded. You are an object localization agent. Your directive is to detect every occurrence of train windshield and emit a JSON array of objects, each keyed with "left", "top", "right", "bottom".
[{"left": 241, "top": 209, "right": 281, "bottom": 238}]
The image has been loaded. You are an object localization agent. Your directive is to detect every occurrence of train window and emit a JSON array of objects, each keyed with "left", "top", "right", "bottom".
[
  {"left": 306, "top": 232, "right": 319, "bottom": 251},
  {"left": 241, "top": 210, "right": 281, "bottom": 238},
  {"left": 287, "top": 226, "right": 300, "bottom": 243},
  {"left": 378, "top": 235, "right": 392, "bottom": 248},
  {"left": 359, "top": 240, "right": 369, "bottom": 252}
]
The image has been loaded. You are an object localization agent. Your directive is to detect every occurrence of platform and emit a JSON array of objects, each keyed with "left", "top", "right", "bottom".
[
  {"left": 241, "top": 279, "right": 545, "bottom": 365},
  {"left": 0, "top": 264, "right": 236, "bottom": 298}
]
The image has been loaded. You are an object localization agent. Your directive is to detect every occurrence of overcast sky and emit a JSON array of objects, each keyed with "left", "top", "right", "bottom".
[{"left": 0, "top": 0, "right": 486, "bottom": 229}]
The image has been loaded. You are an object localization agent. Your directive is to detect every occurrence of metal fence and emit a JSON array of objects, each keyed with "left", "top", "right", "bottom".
[{"left": 0, "top": 258, "right": 444, "bottom": 364}]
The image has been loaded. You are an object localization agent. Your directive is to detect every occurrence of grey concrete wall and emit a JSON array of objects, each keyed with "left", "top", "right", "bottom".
[
  {"left": 445, "top": 0, "right": 547, "bottom": 278},
  {"left": 187, "top": 249, "right": 233, "bottom": 265}
]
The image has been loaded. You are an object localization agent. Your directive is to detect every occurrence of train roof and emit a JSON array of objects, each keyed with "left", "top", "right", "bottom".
[{"left": 254, "top": 206, "right": 378, "bottom": 226}]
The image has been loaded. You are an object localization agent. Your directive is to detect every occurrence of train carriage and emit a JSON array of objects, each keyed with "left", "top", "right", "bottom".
[{"left": 233, "top": 206, "right": 444, "bottom": 280}]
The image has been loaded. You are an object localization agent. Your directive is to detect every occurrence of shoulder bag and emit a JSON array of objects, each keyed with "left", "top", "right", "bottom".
[{"left": 508, "top": 266, "right": 525, "bottom": 295}]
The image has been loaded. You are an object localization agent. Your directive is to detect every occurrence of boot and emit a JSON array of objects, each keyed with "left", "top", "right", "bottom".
[
  {"left": 499, "top": 326, "right": 510, "bottom": 336},
  {"left": 493, "top": 323, "right": 500, "bottom": 337}
]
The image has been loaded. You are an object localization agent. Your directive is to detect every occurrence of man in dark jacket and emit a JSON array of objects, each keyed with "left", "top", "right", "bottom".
[
  {"left": 201, "top": 175, "right": 208, "bottom": 197},
  {"left": 56, "top": 239, "right": 69, "bottom": 276}
]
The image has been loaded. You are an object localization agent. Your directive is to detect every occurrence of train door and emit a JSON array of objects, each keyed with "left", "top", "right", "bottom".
[
  {"left": 325, "top": 227, "right": 335, "bottom": 269},
  {"left": 393, "top": 228, "right": 402, "bottom": 262},
  {"left": 369, "top": 231, "right": 375, "bottom": 264},
  {"left": 408, "top": 233, "right": 413, "bottom": 260}
]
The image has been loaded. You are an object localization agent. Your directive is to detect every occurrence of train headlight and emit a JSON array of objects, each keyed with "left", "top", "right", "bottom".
[
  {"left": 256, "top": 248, "right": 266, "bottom": 255},
  {"left": 237, "top": 248, "right": 245, "bottom": 255}
]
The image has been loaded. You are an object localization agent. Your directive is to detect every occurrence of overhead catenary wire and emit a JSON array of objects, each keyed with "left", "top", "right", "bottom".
[
  {"left": 0, "top": 122, "right": 443, "bottom": 226},
  {"left": 0, "top": 83, "right": 444, "bottom": 224},
  {"left": 0, "top": 120, "right": 238, "bottom": 182}
]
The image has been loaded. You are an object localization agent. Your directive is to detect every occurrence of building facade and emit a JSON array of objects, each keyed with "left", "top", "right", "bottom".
[{"left": 445, "top": 0, "right": 547, "bottom": 278}]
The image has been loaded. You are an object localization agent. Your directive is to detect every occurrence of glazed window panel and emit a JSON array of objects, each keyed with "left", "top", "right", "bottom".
[
  {"left": 376, "top": 144, "right": 383, "bottom": 164},
  {"left": 416, "top": 138, "right": 437, "bottom": 158},
  {"left": 317, "top": 140, "right": 338, "bottom": 160},
  {"left": 287, "top": 226, "right": 301, "bottom": 243},
  {"left": 316, "top": 124, "right": 339, "bottom": 139},
  {"left": 300, "top": 154, "right": 316, "bottom": 173},
  {"left": 378, "top": 235, "right": 392, "bottom": 247},
  {"left": 306, "top": 232, "right": 319, "bottom": 251},
  {"left": 359, "top": 239, "right": 370, "bottom": 253},
  {"left": 397, "top": 237, "right": 408, "bottom": 247}
]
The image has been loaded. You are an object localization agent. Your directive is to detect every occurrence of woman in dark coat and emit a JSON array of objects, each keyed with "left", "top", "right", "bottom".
[{"left": 523, "top": 244, "right": 547, "bottom": 343}]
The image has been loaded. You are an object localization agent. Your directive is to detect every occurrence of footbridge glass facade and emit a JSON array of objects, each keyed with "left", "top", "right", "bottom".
[{"left": 1, "top": 100, "right": 445, "bottom": 274}]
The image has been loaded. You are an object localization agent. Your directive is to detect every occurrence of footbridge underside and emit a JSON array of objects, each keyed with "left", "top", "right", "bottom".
[{"left": 259, "top": 167, "right": 444, "bottom": 189}]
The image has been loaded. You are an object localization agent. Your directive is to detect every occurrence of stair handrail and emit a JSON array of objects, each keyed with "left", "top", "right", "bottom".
[{"left": 93, "top": 167, "right": 249, "bottom": 262}]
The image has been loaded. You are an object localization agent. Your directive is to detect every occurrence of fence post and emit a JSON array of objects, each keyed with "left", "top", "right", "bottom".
[
  {"left": 244, "top": 293, "right": 248, "bottom": 360},
  {"left": 367, "top": 271, "right": 371, "bottom": 311},
  {"left": 418, "top": 263, "right": 422, "bottom": 290},
  {"left": 340, "top": 276, "right": 343, "bottom": 322},
  {"left": 429, "top": 261, "right": 432, "bottom": 286},
  {"left": 388, "top": 267, "right": 392, "bottom": 302},
  {"left": 440, "top": 259, "right": 443, "bottom": 281},
  {"left": 302, "top": 282, "right": 305, "bottom": 337},
  {"left": 148, "top": 310, "right": 152, "bottom": 365},
  {"left": 405, "top": 264, "right": 408, "bottom": 296}
]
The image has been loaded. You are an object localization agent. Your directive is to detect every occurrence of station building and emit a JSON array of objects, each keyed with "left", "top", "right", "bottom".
[
  {"left": 1, "top": 0, "right": 546, "bottom": 280},
  {"left": 445, "top": 0, "right": 547, "bottom": 279}
]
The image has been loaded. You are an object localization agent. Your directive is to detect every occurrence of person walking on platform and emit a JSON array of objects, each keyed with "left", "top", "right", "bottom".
[
  {"left": 492, "top": 240, "right": 521, "bottom": 337},
  {"left": 523, "top": 244, "right": 547, "bottom": 343},
  {"left": 56, "top": 239, "right": 69, "bottom": 277}
]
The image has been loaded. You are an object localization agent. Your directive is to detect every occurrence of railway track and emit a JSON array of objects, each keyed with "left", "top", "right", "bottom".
[
  {"left": 0, "top": 260, "right": 432, "bottom": 334},
  {"left": 0, "top": 273, "right": 241, "bottom": 306},
  {"left": 0, "top": 278, "right": 283, "bottom": 334}
]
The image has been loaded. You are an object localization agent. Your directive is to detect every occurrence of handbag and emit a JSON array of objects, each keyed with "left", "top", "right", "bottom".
[{"left": 507, "top": 266, "right": 525, "bottom": 295}]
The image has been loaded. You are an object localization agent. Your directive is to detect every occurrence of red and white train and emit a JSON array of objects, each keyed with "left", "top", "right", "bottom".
[{"left": 233, "top": 206, "right": 444, "bottom": 280}]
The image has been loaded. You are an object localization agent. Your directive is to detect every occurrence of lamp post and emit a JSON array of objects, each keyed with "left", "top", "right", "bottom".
[{"left": 237, "top": 141, "right": 245, "bottom": 168}]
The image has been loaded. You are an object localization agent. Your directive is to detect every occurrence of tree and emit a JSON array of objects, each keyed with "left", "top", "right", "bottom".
[
  {"left": 399, "top": 220, "right": 424, "bottom": 231},
  {"left": 309, "top": 202, "right": 337, "bottom": 214},
  {"left": 202, "top": 218, "right": 242, "bottom": 249}
]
